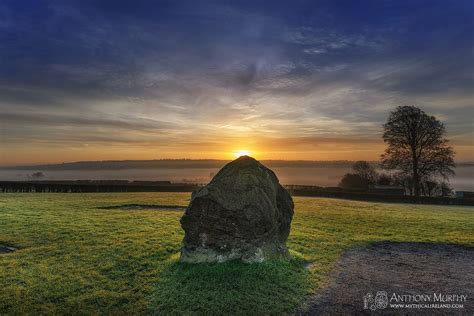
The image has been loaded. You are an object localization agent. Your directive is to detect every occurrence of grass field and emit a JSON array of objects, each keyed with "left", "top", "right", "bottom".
[{"left": 0, "top": 193, "right": 473, "bottom": 315}]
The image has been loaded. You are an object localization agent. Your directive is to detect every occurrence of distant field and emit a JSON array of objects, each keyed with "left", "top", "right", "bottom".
[
  {"left": 1, "top": 164, "right": 473, "bottom": 191},
  {"left": 0, "top": 193, "right": 473, "bottom": 314}
]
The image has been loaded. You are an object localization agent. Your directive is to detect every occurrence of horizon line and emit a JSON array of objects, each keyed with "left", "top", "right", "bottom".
[{"left": 2, "top": 158, "right": 473, "bottom": 169}]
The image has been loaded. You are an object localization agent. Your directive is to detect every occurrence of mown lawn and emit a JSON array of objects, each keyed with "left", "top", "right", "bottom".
[{"left": 0, "top": 193, "right": 473, "bottom": 315}]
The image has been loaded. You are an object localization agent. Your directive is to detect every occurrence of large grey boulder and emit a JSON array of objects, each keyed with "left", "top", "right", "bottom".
[{"left": 180, "top": 156, "right": 294, "bottom": 263}]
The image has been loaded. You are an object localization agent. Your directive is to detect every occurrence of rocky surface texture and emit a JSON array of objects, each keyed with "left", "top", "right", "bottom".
[{"left": 180, "top": 156, "right": 294, "bottom": 263}]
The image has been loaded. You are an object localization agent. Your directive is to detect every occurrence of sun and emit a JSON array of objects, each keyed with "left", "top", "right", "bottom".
[{"left": 233, "top": 150, "right": 251, "bottom": 158}]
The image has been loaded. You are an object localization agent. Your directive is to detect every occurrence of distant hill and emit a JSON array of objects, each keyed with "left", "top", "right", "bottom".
[
  {"left": 3, "top": 159, "right": 472, "bottom": 171},
  {"left": 2, "top": 159, "right": 364, "bottom": 170}
]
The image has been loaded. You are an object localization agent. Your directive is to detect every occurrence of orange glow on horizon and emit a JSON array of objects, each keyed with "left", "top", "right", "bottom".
[
  {"left": 233, "top": 150, "right": 252, "bottom": 158},
  {"left": 1, "top": 136, "right": 472, "bottom": 166}
]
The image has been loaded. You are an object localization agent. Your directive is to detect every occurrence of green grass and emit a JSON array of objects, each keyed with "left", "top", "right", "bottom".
[{"left": 0, "top": 193, "right": 473, "bottom": 315}]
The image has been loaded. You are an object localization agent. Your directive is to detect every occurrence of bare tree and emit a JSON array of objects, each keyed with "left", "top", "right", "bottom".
[
  {"left": 381, "top": 106, "right": 455, "bottom": 197},
  {"left": 338, "top": 161, "right": 377, "bottom": 190},
  {"left": 376, "top": 173, "right": 392, "bottom": 185},
  {"left": 338, "top": 173, "right": 368, "bottom": 190},
  {"left": 392, "top": 173, "right": 414, "bottom": 196},
  {"left": 421, "top": 179, "right": 438, "bottom": 197},
  {"left": 352, "top": 161, "right": 377, "bottom": 184},
  {"left": 420, "top": 178, "right": 454, "bottom": 198}
]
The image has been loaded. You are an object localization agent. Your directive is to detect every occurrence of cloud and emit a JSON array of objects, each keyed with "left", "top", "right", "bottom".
[
  {"left": 303, "top": 48, "right": 326, "bottom": 55},
  {"left": 283, "top": 26, "right": 388, "bottom": 55},
  {"left": 0, "top": 112, "right": 176, "bottom": 130},
  {"left": 0, "top": 0, "right": 473, "bottom": 163}
]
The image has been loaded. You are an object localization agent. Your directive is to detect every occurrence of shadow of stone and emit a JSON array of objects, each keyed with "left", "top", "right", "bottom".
[{"left": 149, "top": 255, "right": 311, "bottom": 315}]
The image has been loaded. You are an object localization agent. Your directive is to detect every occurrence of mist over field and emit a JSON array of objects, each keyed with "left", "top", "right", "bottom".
[{"left": 1, "top": 161, "right": 472, "bottom": 191}]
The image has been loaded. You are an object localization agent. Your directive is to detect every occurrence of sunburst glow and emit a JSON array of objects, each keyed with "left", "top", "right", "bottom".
[{"left": 233, "top": 150, "right": 251, "bottom": 158}]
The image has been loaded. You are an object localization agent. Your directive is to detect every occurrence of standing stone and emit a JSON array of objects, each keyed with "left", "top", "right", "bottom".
[{"left": 180, "top": 156, "right": 294, "bottom": 263}]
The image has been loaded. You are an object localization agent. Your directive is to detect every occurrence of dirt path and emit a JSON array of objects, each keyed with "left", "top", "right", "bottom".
[{"left": 302, "top": 242, "right": 473, "bottom": 315}]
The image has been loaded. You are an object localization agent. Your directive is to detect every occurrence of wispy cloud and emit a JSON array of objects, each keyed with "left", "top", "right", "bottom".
[{"left": 0, "top": 0, "right": 472, "bottom": 163}]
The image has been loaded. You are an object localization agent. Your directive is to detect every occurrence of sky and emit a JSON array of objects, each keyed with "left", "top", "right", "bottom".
[{"left": 0, "top": 0, "right": 473, "bottom": 165}]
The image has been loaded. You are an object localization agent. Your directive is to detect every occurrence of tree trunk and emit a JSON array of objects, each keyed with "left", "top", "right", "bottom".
[
  {"left": 413, "top": 169, "right": 420, "bottom": 197},
  {"left": 412, "top": 152, "right": 420, "bottom": 198}
]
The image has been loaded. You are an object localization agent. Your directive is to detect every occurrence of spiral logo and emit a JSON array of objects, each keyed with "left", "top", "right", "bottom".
[
  {"left": 364, "top": 291, "right": 388, "bottom": 310},
  {"left": 375, "top": 291, "right": 388, "bottom": 309}
]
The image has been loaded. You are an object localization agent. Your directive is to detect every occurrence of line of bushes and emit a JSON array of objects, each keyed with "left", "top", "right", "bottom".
[
  {"left": 1, "top": 181, "right": 472, "bottom": 206},
  {"left": 0, "top": 181, "right": 199, "bottom": 193},
  {"left": 285, "top": 185, "right": 473, "bottom": 206}
]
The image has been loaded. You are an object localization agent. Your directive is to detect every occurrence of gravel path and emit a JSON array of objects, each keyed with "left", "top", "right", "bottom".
[{"left": 303, "top": 242, "right": 473, "bottom": 315}]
